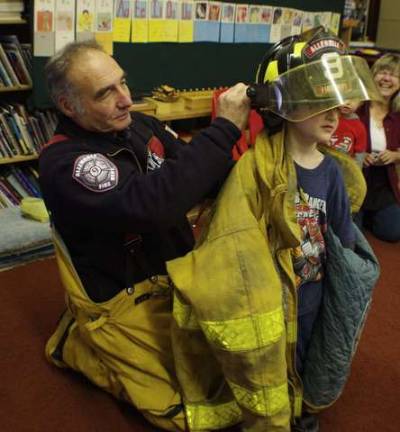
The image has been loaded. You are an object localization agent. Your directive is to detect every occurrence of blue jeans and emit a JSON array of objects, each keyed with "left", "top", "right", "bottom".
[{"left": 355, "top": 204, "right": 400, "bottom": 243}]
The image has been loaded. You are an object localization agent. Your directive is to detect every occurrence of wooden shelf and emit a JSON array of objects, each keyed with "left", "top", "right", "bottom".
[
  {"left": 0, "top": 18, "right": 27, "bottom": 25},
  {"left": 0, "top": 85, "right": 32, "bottom": 93},
  {"left": 0, "top": 154, "right": 38, "bottom": 165}
]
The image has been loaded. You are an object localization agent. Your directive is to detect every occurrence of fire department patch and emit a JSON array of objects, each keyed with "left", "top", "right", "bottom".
[{"left": 73, "top": 153, "right": 119, "bottom": 192}]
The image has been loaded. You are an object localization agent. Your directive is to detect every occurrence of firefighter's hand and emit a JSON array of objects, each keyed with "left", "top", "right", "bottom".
[{"left": 217, "top": 83, "right": 251, "bottom": 131}]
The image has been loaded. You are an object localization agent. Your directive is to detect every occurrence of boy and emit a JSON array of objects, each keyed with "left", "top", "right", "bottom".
[
  {"left": 329, "top": 99, "right": 368, "bottom": 166},
  {"left": 167, "top": 27, "right": 380, "bottom": 432}
]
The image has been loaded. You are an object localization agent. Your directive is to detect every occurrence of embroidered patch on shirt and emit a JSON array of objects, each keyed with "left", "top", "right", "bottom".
[
  {"left": 147, "top": 136, "right": 165, "bottom": 171},
  {"left": 73, "top": 153, "right": 119, "bottom": 192}
]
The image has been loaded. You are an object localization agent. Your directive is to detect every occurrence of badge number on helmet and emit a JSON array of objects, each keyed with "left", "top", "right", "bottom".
[
  {"left": 312, "top": 52, "right": 350, "bottom": 98},
  {"left": 321, "top": 52, "right": 344, "bottom": 80},
  {"left": 73, "top": 153, "right": 119, "bottom": 192}
]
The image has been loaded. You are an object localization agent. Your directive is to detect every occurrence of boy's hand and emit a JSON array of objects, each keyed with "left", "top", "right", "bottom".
[{"left": 217, "top": 83, "right": 251, "bottom": 131}]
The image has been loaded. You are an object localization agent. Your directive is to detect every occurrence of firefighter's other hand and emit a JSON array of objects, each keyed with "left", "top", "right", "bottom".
[{"left": 217, "top": 83, "right": 251, "bottom": 131}]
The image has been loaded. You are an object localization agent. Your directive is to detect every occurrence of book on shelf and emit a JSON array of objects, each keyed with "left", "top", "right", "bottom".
[
  {"left": 0, "top": 127, "right": 14, "bottom": 157},
  {"left": 0, "top": 0, "right": 24, "bottom": 22},
  {"left": 0, "top": 109, "right": 20, "bottom": 155},
  {"left": 0, "top": 103, "right": 58, "bottom": 160},
  {"left": 0, "top": 105, "right": 30, "bottom": 154},
  {"left": 1, "top": 166, "right": 28, "bottom": 198},
  {"left": 0, "top": 57, "right": 12, "bottom": 86},
  {"left": 0, "top": 164, "right": 43, "bottom": 208},
  {"left": 20, "top": 43, "right": 32, "bottom": 73},
  {"left": 0, "top": 42, "right": 20, "bottom": 86},
  {"left": 0, "top": 173, "right": 23, "bottom": 201},
  {"left": 9, "top": 165, "right": 41, "bottom": 198},
  {"left": 0, "top": 0, "right": 24, "bottom": 13},
  {"left": 0, "top": 177, "right": 19, "bottom": 206},
  {"left": 8, "top": 104, "right": 36, "bottom": 153},
  {"left": 1, "top": 43, "right": 31, "bottom": 85},
  {"left": 0, "top": 12, "right": 23, "bottom": 22},
  {"left": 0, "top": 35, "right": 32, "bottom": 86}
]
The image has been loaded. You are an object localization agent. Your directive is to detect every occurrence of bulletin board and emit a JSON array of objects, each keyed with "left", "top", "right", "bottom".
[{"left": 31, "top": 0, "right": 345, "bottom": 108}]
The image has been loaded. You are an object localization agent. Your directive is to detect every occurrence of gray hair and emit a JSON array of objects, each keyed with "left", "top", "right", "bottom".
[{"left": 45, "top": 39, "right": 105, "bottom": 113}]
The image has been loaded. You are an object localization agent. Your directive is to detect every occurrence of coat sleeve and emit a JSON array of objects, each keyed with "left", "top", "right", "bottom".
[{"left": 39, "top": 118, "right": 241, "bottom": 233}]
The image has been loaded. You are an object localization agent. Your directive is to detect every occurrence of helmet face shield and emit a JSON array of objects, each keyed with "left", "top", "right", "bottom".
[{"left": 258, "top": 55, "right": 382, "bottom": 122}]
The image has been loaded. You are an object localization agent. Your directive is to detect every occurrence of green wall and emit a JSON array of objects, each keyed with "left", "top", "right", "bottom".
[{"left": 32, "top": 0, "right": 345, "bottom": 108}]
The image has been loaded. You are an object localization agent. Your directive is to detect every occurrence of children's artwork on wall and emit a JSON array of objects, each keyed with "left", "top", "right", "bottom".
[
  {"left": 54, "top": 0, "right": 75, "bottom": 52},
  {"left": 76, "top": 0, "right": 95, "bottom": 41},
  {"left": 220, "top": 3, "right": 235, "bottom": 43},
  {"left": 34, "top": 0, "right": 55, "bottom": 56},
  {"left": 179, "top": 0, "right": 194, "bottom": 42},
  {"left": 113, "top": 0, "right": 132, "bottom": 42},
  {"left": 194, "top": 1, "right": 221, "bottom": 42},
  {"left": 95, "top": 0, "right": 114, "bottom": 54},
  {"left": 131, "top": 0, "right": 149, "bottom": 42},
  {"left": 234, "top": 4, "right": 249, "bottom": 42}
]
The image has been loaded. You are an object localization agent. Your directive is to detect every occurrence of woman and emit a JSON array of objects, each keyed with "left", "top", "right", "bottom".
[{"left": 357, "top": 53, "right": 400, "bottom": 242}]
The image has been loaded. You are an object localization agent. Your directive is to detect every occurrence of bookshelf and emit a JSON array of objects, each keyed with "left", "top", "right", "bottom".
[
  {"left": 0, "top": 1, "right": 52, "bottom": 210},
  {"left": 0, "top": 154, "right": 37, "bottom": 165},
  {"left": 0, "top": 84, "right": 31, "bottom": 91}
]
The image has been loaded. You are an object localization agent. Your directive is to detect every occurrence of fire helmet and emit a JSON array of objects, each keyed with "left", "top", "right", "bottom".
[{"left": 248, "top": 26, "right": 381, "bottom": 125}]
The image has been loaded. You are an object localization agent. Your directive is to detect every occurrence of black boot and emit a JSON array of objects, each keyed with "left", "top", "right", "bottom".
[{"left": 291, "top": 413, "right": 319, "bottom": 432}]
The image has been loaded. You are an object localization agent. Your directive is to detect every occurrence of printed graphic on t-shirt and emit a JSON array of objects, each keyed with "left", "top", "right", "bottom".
[
  {"left": 330, "top": 133, "right": 353, "bottom": 153},
  {"left": 292, "top": 190, "right": 327, "bottom": 288}
]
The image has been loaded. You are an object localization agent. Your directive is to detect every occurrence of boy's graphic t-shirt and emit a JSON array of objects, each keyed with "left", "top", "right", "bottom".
[
  {"left": 293, "top": 155, "right": 354, "bottom": 316},
  {"left": 329, "top": 116, "right": 367, "bottom": 155}
]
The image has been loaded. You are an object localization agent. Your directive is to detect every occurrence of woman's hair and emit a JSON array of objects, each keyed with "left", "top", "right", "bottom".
[
  {"left": 371, "top": 53, "right": 400, "bottom": 77},
  {"left": 45, "top": 40, "right": 105, "bottom": 114}
]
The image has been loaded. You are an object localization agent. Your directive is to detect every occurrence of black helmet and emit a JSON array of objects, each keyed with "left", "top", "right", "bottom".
[{"left": 256, "top": 26, "right": 347, "bottom": 85}]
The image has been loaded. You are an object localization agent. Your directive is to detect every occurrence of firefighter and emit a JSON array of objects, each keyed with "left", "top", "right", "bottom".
[{"left": 40, "top": 39, "right": 250, "bottom": 431}]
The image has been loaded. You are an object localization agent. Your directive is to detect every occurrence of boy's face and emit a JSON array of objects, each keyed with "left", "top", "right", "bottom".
[
  {"left": 289, "top": 109, "right": 339, "bottom": 145},
  {"left": 339, "top": 99, "right": 361, "bottom": 115}
]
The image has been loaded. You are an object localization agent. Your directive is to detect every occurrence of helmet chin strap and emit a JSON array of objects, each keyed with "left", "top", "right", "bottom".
[{"left": 246, "top": 84, "right": 270, "bottom": 108}]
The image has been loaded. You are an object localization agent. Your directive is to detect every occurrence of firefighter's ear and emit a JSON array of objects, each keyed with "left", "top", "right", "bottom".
[{"left": 58, "top": 95, "right": 74, "bottom": 118}]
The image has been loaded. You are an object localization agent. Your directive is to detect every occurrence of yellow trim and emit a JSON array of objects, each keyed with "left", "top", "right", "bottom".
[
  {"left": 286, "top": 320, "right": 297, "bottom": 343},
  {"left": 185, "top": 400, "right": 241, "bottom": 430},
  {"left": 200, "top": 307, "right": 284, "bottom": 351},
  {"left": 228, "top": 380, "right": 289, "bottom": 416},
  {"left": 173, "top": 291, "right": 200, "bottom": 330},
  {"left": 294, "top": 395, "right": 303, "bottom": 417},
  {"left": 293, "top": 42, "right": 306, "bottom": 58},
  {"left": 265, "top": 60, "right": 279, "bottom": 82}
]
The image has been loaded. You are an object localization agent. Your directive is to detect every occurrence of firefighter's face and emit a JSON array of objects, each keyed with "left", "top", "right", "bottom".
[{"left": 61, "top": 50, "right": 133, "bottom": 133}]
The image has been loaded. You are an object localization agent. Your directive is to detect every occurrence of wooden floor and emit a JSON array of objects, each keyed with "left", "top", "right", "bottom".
[{"left": 0, "top": 233, "right": 398, "bottom": 432}]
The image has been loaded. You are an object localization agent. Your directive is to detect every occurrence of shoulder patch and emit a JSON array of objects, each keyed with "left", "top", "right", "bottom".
[{"left": 73, "top": 153, "right": 119, "bottom": 192}]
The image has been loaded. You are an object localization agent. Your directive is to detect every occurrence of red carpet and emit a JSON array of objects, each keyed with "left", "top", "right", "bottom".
[{"left": 0, "top": 234, "right": 398, "bottom": 432}]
